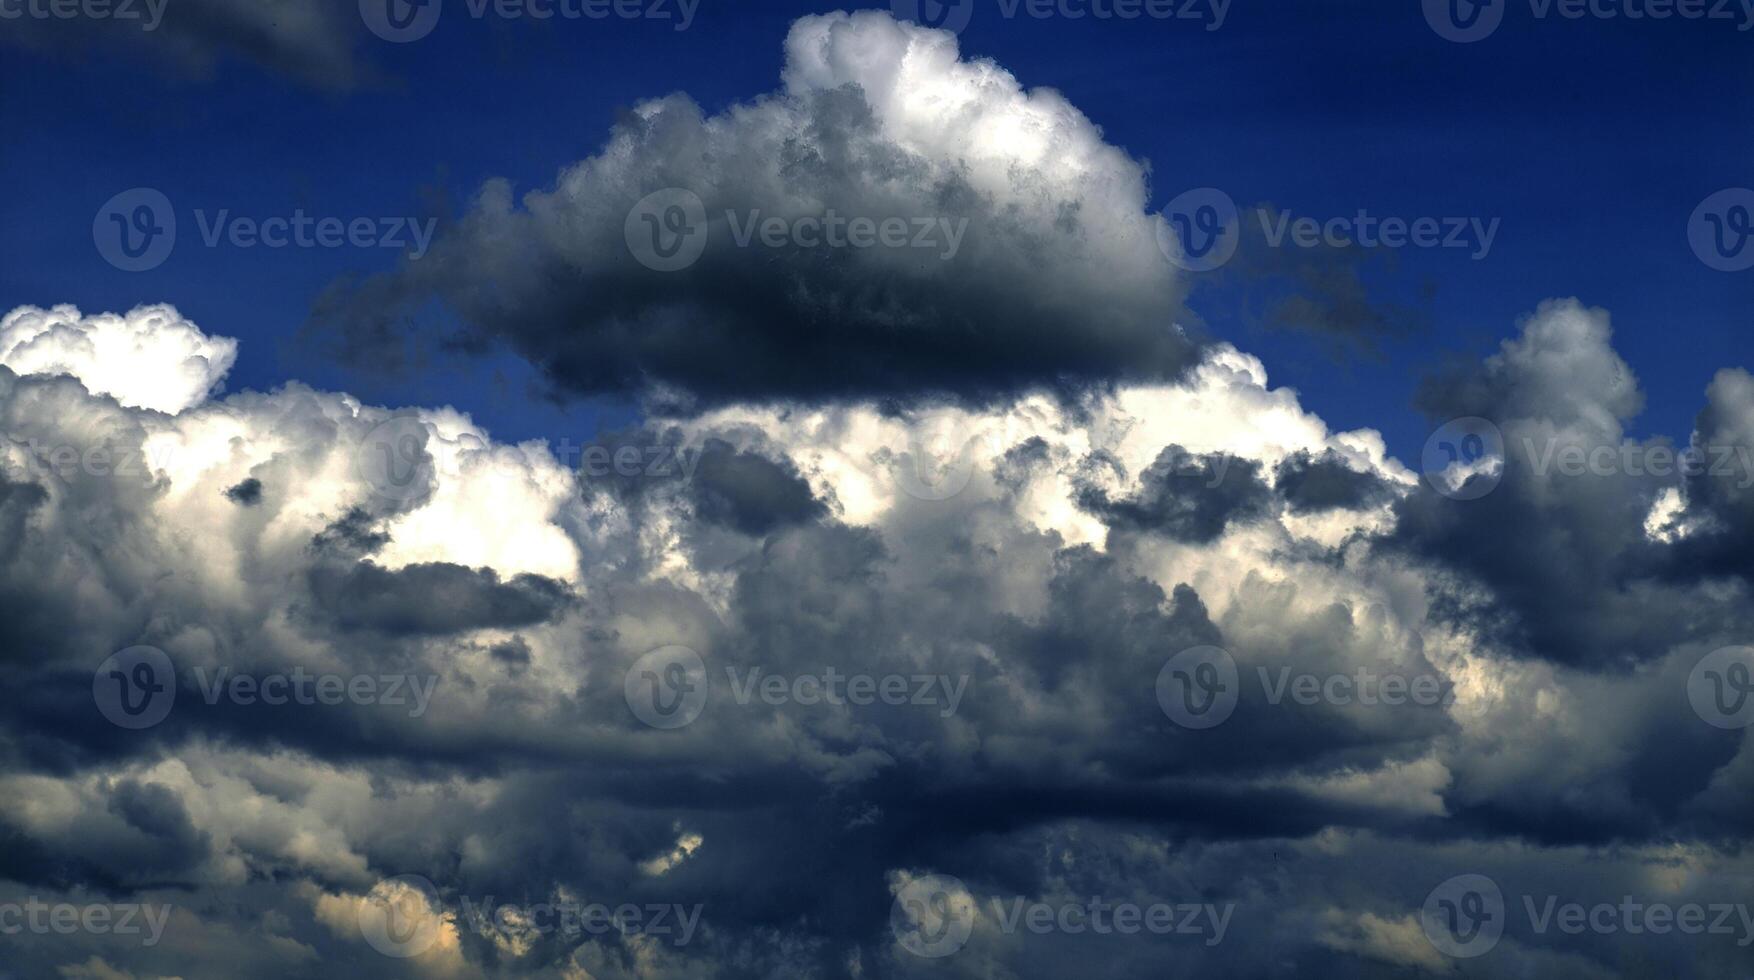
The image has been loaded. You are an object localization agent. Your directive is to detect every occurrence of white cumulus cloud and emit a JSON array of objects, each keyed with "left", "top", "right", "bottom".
[{"left": 1, "top": 303, "right": 237, "bottom": 414}]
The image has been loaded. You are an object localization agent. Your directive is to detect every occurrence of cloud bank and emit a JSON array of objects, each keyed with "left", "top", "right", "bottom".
[
  {"left": 5, "top": 11, "right": 1754, "bottom": 980},
  {"left": 3, "top": 286, "right": 1752, "bottom": 978}
]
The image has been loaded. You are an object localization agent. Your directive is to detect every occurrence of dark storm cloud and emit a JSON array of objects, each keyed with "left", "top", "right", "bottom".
[
  {"left": 1274, "top": 449, "right": 1398, "bottom": 514},
  {"left": 0, "top": 778, "right": 208, "bottom": 893},
  {"left": 222, "top": 477, "right": 262, "bottom": 506},
  {"left": 688, "top": 438, "right": 825, "bottom": 535},
  {"left": 306, "top": 12, "right": 1200, "bottom": 409},
  {"left": 489, "top": 636, "right": 532, "bottom": 669},
  {"left": 1381, "top": 299, "right": 1749, "bottom": 669},
  {"left": 1078, "top": 446, "right": 1270, "bottom": 543},
  {"left": 105, "top": 778, "right": 211, "bottom": 878},
  {"left": 0, "top": 824, "right": 132, "bottom": 895},
  {"left": 305, "top": 560, "right": 569, "bottom": 635},
  {"left": 1386, "top": 462, "right": 1689, "bottom": 669},
  {"left": 1663, "top": 368, "right": 1754, "bottom": 582},
  {"left": 120, "top": 521, "right": 1452, "bottom": 978},
  {"left": 0, "top": 473, "right": 48, "bottom": 564},
  {"left": 5, "top": 294, "right": 1753, "bottom": 978},
  {"left": 310, "top": 506, "right": 392, "bottom": 555},
  {"left": 0, "top": 371, "right": 163, "bottom": 670}
]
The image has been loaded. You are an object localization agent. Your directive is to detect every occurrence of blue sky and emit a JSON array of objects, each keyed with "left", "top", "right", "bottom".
[{"left": 3, "top": 0, "right": 1749, "bottom": 457}]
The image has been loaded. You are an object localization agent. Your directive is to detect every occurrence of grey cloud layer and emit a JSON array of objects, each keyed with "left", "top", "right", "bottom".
[
  {"left": 0, "top": 0, "right": 363, "bottom": 87},
  {"left": 2, "top": 288, "right": 1751, "bottom": 978}
]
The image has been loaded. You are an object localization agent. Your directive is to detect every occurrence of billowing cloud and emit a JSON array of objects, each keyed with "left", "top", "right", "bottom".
[
  {"left": 1, "top": 305, "right": 237, "bottom": 414},
  {"left": 1389, "top": 299, "right": 1753, "bottom": 670},
  {"left": 2, "top": 285, "right": 1750, "bottom": 977},
  {"left": 311, "top": 10, "right": 1200, "bottom": 408}
]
